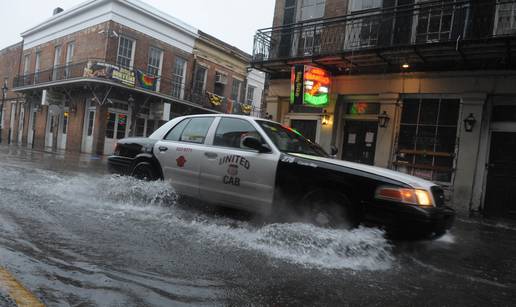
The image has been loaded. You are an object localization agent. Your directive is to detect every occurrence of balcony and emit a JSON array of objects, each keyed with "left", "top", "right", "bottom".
[
  {"left": 13, "top": 59, "right": 259, "bottom": 115},
  {"left": 252, "top": 0, "right": 516, "bottom": 75}
]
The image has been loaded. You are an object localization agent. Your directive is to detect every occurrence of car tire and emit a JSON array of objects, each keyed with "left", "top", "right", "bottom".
[
  {"left": 131, "top": 162, "right": 158, "bottom": 181},
  {"left": 300, "top": 190, "right": 358, "bottom": 229}
]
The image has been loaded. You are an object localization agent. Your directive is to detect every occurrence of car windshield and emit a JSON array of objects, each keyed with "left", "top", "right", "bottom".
[{"left": 256, "top": 120, "right": 328, "bottom": 157}]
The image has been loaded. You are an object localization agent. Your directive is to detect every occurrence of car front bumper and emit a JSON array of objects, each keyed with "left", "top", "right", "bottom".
[
  {"left": 107, "top": 156, "right": 134, "bottom": 176},
  {"left": 365, "top": 201, "right": 456, "bottom": 235}
]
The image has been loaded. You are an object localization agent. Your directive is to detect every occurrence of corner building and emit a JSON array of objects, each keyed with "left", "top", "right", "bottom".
[
  {"left": 0, "top": 0, "right": 263, "bottom": 156},
  {"left": 252, "top": 0, "right": 516, "bottom": 218}
]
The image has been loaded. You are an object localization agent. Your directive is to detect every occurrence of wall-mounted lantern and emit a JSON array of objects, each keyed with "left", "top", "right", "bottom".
[
  {"left": 464, "top": 113, "right": 477, "bottom": 132},
  {"left": 322, "top": 109, "right": 330, "bottom": 125},
  {"left": 378, "top": 110, "right": 390, "bottom": 128}
]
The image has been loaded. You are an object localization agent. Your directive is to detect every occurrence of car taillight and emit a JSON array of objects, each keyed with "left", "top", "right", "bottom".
[{"left": 375, "top": 187, "right": 433, "bottom": 207}]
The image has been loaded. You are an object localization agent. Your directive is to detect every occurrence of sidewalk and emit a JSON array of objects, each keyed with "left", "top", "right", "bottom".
[{"left": 0, "top": 143, "right": 108, "bottom": 175}]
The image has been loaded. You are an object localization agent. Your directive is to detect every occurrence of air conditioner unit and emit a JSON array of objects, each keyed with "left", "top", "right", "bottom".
[{"left": 215, "top": 72, "right": 227, "bottom": 84}]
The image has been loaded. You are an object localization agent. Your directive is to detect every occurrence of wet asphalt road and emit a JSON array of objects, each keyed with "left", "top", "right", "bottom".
[{"left": 0, "top": 144, "right": 515, "bottom": 306}]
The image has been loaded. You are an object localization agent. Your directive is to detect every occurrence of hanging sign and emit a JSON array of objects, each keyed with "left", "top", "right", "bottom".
[
  {"left": 112, "top": 67, "right": 135, "bottom": 87},
  {"left": 290, "top": 65, "right": 330, "bottom": 107}
]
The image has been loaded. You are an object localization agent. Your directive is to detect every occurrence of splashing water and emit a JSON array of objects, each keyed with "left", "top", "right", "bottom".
[{"left": 6, "top": 167, "right": 394, "bottom": 271}]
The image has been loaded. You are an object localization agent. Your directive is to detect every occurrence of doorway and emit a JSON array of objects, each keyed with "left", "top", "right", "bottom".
[
  {"left": 484, "top": 132, "right": 516, "bottom": 219},
  {"left": 104, "top": 111, "right": 130, "bottom": 155},
  {"left": 341, "top": 120, "right": 378, "bottom": 165}
]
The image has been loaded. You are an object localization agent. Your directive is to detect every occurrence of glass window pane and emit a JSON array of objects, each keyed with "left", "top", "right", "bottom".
[
  {"left": 135, "top": 118, "right": 145, "bottom": 137},
  {"left": 214, "top": 118, "right": 262, "bottom": 149},
  {"left": 401, "top": 99, "right": 420, "bottom": 124},
  {"left": 106, "top": 112, "right": 116, "bottom": 139},
  {"left": 117, "top": 114, "right": 127, "bottom": 139},
  {"left": 179, "top": 117, "right": 214, "bottom": 144},
  {"left": 165, "top": 119, "right": 190, "bottom": 141},
  {"left": 438, "top": 99, "right": 460, "bottom": 125},
  {"left": 416, "top": 126, "right": 436, "bottom": 151},
  {"left": 492, "top": 105, "right": 516, "bottom": 122},
  {"left": 398, "top": 125, "right": 417, "bottom": 150},
  {"left": 436, "top": 127, "right": 457, "bottom": 152},
  {"left": 420, "top": 99, "right": 439, "bottom": 125}
]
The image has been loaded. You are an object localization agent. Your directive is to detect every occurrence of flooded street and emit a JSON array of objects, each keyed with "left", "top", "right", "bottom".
[{"left": 0, "top": 145, "right": 515, "bottom": 306}]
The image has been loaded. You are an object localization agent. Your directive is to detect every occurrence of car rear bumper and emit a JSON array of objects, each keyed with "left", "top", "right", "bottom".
[
  {"left": 365, "top": 201, "right": 456, "bottom": 235},
  {"left": 107, "top": 156, "right": 133, "bottom": 175}
]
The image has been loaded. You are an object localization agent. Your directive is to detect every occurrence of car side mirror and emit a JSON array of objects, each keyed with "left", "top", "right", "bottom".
[
  {"left": 331, "top": 145, "right": 339, "bottom": 156},
  {"left": 243, "top": 136, "right": 270, "bottom": 153}
]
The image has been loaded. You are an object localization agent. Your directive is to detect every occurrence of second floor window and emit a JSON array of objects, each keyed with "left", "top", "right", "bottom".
[
  {"left": 300, "top": 0, "right": 325, "bottom": 21},
  {"left": 171, "top": 57, "right": 187, "bottom": 99},
  {"left": 231, "top": 79, "right": 242, "bottom": 103},
  {"left": 65, "top": 42, "right": 75, "bottom": 78},
  {"left": 416, "top": 1, "right": 454, "bottom": 43},
  {"left": 23, "top": 54, "right": 30, "bottom": 75},
  {"left": 117, "top": 36, "right": 135, "bottom": 68},
  {"left": 52, "top": 46, "right": 62, "bottom": 80},
  {"left": 147, "top": 47, "right": 163, "bottom": 76},
  {"left": 495, "top": 2, "right": 516, "bottom": 35},
  {"left": 34, "top": 52, "right": 40, "bottom": 83},
  {"left": 193, "top": 65, "right": 207, "bottom": 94},
  {"left": 246, "top": 86, "right": 256, "bottom": 104}
]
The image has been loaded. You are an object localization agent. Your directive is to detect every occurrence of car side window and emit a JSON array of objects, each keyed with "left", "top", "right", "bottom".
[
  {"left": 213, "top": 118, "right": 264, "bottom": 150},
  {"left": 179, "top": 117, "right": 214, "bottom": 144},
  {"left": 164, "top": 119, "right": 190, "bottom": 141}
]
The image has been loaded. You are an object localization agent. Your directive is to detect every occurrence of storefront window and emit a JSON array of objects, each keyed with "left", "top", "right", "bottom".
[{"left": 394, "top": 98, "right": 460, "bottom": 183}]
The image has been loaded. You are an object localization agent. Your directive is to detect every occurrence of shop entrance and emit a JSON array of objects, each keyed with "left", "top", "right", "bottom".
[
  {"left": 341, "top": 120, "right": 378, "bottom": 165},
  {"left": 484, "top": 132, "right": 516, "bottom": 219}
]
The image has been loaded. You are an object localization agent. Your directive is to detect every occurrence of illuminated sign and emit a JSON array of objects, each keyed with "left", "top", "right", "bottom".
[{"left": 290, "top": 65, "right": 330, "bottom": 107}]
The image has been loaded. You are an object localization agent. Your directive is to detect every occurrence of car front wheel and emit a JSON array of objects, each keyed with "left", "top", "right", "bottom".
[
  {"left": 300, "top": 190, "right": 358, "bottom": 229},
  {"left": 131, "top": 162, "right": 158, "bottom": 181}
]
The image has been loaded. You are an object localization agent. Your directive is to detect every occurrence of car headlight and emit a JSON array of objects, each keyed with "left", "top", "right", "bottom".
[{"left": 375, "top": 186, "right": 434, "bottom": 207}]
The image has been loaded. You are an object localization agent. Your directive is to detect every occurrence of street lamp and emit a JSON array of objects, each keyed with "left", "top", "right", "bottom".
[
  {"left": 378, "top": 110, "right": 390, "bottom": 128},
  {"left": 464, "top": 113, "right": 477, "bottom": 132},
  {"left": 0, "top": 81, "right": 8, "bottom": 143}
]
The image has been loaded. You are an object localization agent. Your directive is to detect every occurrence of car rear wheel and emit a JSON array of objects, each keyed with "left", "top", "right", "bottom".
[
  {"left": 301, "top": 191, "right": 358, "bottom": 229},
  {"left": 131, "top": 162, "right": 158, "bottom": 181}
]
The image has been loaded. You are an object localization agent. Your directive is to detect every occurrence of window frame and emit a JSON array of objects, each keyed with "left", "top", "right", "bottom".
[
  {"left": 164, "top": 117, "right": 214, "bottom": 145},
  {"left": 171, "top": 57, "right": 187, "bottom": 99},
  {"left": 212, "top": 117, "right": 267, "bottom": 152},
  {"left": 394, "top": 96, "right": 461, "bottom": 184},
  {"left": 116, "top": 36, "right": 136, "bottom": 69},
  {"left": 230, "top": 78, "right": 243, "bottom": 103}
]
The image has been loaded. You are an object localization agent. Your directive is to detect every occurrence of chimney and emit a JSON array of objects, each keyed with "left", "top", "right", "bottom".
[{"left": 53, "top": 7, "right": 64, "bottom": 15}]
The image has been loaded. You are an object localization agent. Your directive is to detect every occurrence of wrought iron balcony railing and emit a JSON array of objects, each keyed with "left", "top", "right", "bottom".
[
  {"left": 13, "top": 59, "right": 262, "bottom": 115},
  {"left": 252, "top": 0, "right": 516, "bottom": 67}
]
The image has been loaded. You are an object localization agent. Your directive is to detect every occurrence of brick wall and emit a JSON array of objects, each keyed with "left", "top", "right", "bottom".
[
  {"left": 106, "top": 21, "right": 196, "bottom": 96},
  {"left": 21, "top": 22, "right": 110, "bottom": 78}
]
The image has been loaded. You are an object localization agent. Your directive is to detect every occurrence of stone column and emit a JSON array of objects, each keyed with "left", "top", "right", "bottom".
[
  {"left": 452, "top": 93, "right": 486, "bottom": 215},
  {"left": 374, "top": 93, "right": 400, "bottom": 168}
]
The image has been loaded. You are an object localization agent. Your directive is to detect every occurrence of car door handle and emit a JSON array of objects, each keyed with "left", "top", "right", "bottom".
[
  {"left": 158, "top": 146, "right": 168, "bottom": 152},
  {"left": 204, "top": 152, "right": 218, "bottom": 159}
]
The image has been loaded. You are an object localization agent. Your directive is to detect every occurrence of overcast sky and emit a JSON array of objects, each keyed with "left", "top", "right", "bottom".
[{"left": 0, "top": 0, "right": 275, "bottom": 53}]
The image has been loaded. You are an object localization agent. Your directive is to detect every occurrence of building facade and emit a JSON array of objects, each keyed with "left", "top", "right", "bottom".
[
  {"left": 252, "top": 0, "right": 516, "bottom": 218},
  {"left": 0, "top": 0, "right": 263, "bottom": 156}
]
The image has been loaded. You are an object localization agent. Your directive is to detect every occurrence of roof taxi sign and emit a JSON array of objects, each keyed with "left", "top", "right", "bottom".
[{"left": 290, "top": 65, "right": 330, "bottom": 107}]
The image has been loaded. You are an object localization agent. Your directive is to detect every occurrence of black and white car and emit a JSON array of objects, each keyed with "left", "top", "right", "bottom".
[{"left": 108, "top": 114, "right": 455, "bottom": 236}]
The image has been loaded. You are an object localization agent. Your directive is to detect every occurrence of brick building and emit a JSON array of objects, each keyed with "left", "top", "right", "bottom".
[
  {"left": 252, "top": 0, "right": 516, "bottom": 219},
  {"left": 0, "top": 0, "right": 264, "bottom": 156}
]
